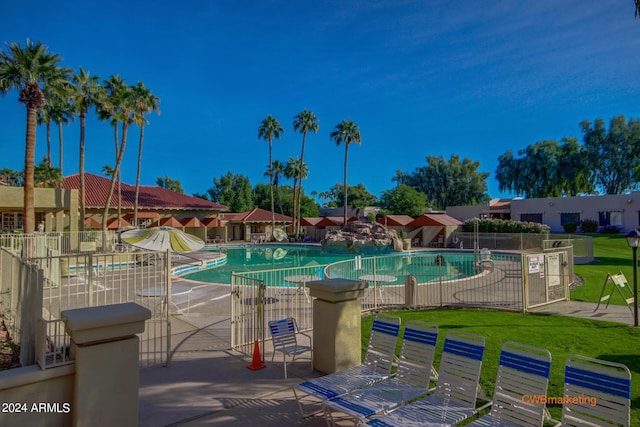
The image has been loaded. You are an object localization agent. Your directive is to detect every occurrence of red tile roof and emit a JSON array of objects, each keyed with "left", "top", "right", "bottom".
[
  {"left": 84, "top": 217, "right": 101, "bottom": 229},
  {"left": 106, "top": 217, "right": 131, "bottom": 229},
  {"left": 376, "top": 215, "right": 415, "bottom": 227},
  {"left": 223, "top": 208, "right": 292, "bottom": 223},
  {"left": 201, "top": 217, "right": 226, "bottom": 227},
  {"left": 408, "top": 214, "right": 463, "bottom": 227},
  {"left": 317, "top": 216, "right": 343, "bottom": 227},
  {"left": 300, "top": 217, "right": 324, "bottom": 226},
  {"left": 181, "top": 217, "right": 203, "bottom": 227},
  {"left": 160, "top": 216, "right": 183, "bottom": 227},
  {"left": 62, "top": 173, "right": 228, "bottom": 211}
]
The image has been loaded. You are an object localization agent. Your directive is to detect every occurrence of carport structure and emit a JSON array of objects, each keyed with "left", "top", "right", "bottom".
[{"left": 408, "top": 213, "right": 462, "bottom": 247}]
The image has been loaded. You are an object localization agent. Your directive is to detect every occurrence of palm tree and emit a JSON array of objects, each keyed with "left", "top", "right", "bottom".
[
  {"left": 265, "top": 160, "right": 286, "bottom": 223},
  {"left": 284, "top": 157, "right": 300, "bottom": 228},
  {"left": 330, "top": 120, "right": 362, "bottom": 225},
  {"left": 391, "top": 169, "right": 405, "bottom": 187},
  {"left": 99, "top": 75, "right": 133, "bottom": 231},
  {"left": 37, "top": 104, "right": 53, "bottom": 166},
  {"left": 131, "top": 82, "right": 160, "bottom": 227},
  {"left": 311, "top": 190, "right": 318, "bottom": 204},
  {"left": 258, "top": 115, "right": 283, "bottom": 239},
  {"left": 293, "top": 158, "right": 309, "bottom": 234},
  {"left": 70, "top": 67, "right": 101, "bottom": 232},
  {"left": 49, "top": 99, "right": 74, "bottom": 176},
  {"left": 0, "top": 40, "right": 68, "bottom": 234},
  {"left": 101, "top": 165, "right": 115, "bottom": 178},
  {"left": 34, "top": 157, "right": 62, "bottom": 188},
  {"left": 292, "top": 109, "right": 319, "bottom": 234}
]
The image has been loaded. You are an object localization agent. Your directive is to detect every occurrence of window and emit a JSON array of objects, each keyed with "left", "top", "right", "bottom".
[
  {"left": 560, "top": 212, "right": 580, "bottom": 226},
  {"left": 520, "top": 213, "right": 543, "bottom": 224},
  {"left": 600, "top": 211, "right": 622, "bottom": 226}
]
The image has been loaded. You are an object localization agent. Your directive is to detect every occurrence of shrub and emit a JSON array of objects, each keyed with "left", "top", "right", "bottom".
[
  {"left": 580, "top": 219, "right": 598, "bottom": 233},
  {"left": 602, "top": 225, "right": 621, "bottom": 234},
  {"left": 462, "top": 218, "right": 550, "bottom": 234},
  {"left": 563, "top": 222, "right": 577, "bottom": 233}
]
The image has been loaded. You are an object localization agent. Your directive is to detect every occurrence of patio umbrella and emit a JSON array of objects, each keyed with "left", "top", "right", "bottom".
[
  {"left": 273, "top": 228, "right": 287, "bottom": 242},
  {"left": 121, "top": 226, "right": 205, "bottom": 253}
]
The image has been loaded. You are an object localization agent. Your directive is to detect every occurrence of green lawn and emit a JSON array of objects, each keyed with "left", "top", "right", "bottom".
[
  {"left": 572, "top": 234, "right": 637, "bottom": 305},
  {"left": 362, "top": 308, "right": 640, "bottom": 425}
]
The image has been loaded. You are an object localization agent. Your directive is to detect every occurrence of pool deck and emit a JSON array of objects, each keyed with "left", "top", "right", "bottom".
[{"left": 138, "top": 251, "right": 637, "bottom": 426}]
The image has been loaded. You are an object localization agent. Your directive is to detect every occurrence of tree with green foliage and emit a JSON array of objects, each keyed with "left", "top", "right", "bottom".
[
  {"left": 258, "top": 115, "right": 284, "bottom": 237},
  {"left": 285, "top": 156, "right": 309, "bottom": 234},
  {"left": 265, "top": 160, "right": 287, "bottom": 222},
  {"left": 131, "top": 82, "right": 160, "bottom": 226},
  {"left": 495, "top": 138, "right": 593, "bottom": 198},
  {"left": 581, "top": 115, "right": 640, "bottom": 194},
  {"left": 0, "top": 39, "right": 69, "bottom": 234},
  {"left": 70, "top": 67, "right": 102, "bottom": 231},
  {"left": 328, "top": 183, "right": 377, "bottom": 211},
  {"left": 406, "top": 154, "right": 489, "bottom": 209},
  {"left": 156, "top": 176, "right": 183, "bottom": 193},
  {"left": 293, "top": 108, "right": 318, "bottom": 234},
  {"left": 34, "top": 156, "right": 61, "bottom": 188},
  {"left": 330, "top": 120, "right": 362, "bottom": 225},
  {"left": 99, "top": 75, "right": 134, "bottom": 230},
  {"left": 208, "top": 172, "right": 253, "bottom": 212},
  {"left": 0, "top": 168, "right": 23, "bottom": 186},
  {"left": 379, "top": 184, "right": 427, "bottom": 216}
]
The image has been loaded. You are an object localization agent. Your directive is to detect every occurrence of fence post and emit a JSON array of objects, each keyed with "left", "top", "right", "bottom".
[
  {"left": 404, "top": 275, "right": 416, "bottom": 308},
  {"left": 62, "top": 302, "right": 151, "bottom": 427},
  {"left": 87, "top": 253, "right": 94, "bottom": 307},
  {"left": 307, "top": 278, "right": 368, "bottom": 374},
  {"left": 166, "top": 249, "right": 172, "bottom": 366}
]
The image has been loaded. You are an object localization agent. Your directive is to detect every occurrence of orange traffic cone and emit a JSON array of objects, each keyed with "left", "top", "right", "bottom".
[{"left": 247, "top": 339, "right": 266, "bottom": 370}]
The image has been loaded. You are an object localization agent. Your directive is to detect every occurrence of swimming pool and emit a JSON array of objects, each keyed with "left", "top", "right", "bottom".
[
  {"left": 181, "top": 245, "right": 356, "bottom": 284},
  {"left": 180, "top": 245, "right": 478, "bottom": 285}
]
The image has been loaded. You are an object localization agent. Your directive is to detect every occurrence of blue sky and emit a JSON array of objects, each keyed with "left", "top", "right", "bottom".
[{"left": 2, "top": 1, "right": 639, "bottom": 203}]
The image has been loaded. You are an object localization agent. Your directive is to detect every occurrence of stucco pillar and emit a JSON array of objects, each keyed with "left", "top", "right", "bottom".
[
  {"left": 307, "top": 279, "right": 368, "bottom": 374},
  {"left": 61, "top": 302, "right": 151, "bottom": 427}
]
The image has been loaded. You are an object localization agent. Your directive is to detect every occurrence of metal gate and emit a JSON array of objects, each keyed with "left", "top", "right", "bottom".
[
  {"left": 525, "top": 247, "right": 572, "bottom": 309},
  {"left": 230, "top": 265, "right": 317, "bottom": 355},
  {"left": 33, "top": 250, "right": 172, "bottom": 367}
]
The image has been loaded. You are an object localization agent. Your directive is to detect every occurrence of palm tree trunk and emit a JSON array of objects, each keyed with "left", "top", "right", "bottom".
[
  {"left": 23, "top": 107, "right": 37, "bottom": 235},
  {"left": 269, "top": 138, "right": 275, "bottom": 239},
  {"left": 58, "top": 122, "right": 64, "bottom": 176},
  {"left": 298, "top": 132, "right": 307, "bottom": 236},
  {"left": 134, "top": 124, "right": 144, "bottom": 227},
  {"left": 102, "top": 123, "right": 127, "bottom": 232},
  {"left": 46, "top": 122, "right": 52, "bottom": 167},
  {"left": 343, "top": 144, "right": 349, "bottom": 227},
  {"left": 291, "top": 177, "right": 298, "bottom": 235},
  {"left": 79, "top": 114, "right": 86, "bottom": 232}
]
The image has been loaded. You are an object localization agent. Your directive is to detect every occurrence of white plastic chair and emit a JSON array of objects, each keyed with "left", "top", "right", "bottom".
[
  {"left": 559, "top": 355, "right": 631, "bottom": 427},
  {"left": 294, "top": 313, "right": 401, "bottom": 417},
  {"left": 366, "top": 330, "right": 486, "bottom": 427},
  {"left": 323, "top": 321, "right": 439, "bottom": 426},
  {"left": 268, "top": 317, "right": 312, "bottom": 379},
  {"left": 466, "top": 341, "right": 552, "bottom": 427}
]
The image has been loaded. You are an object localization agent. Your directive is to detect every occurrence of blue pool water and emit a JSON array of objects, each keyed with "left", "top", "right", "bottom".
[
  {"left": 182, "top": 245, "right": 356, "bottom": 284},
  {"left": 180, "top": 245, "right": 479, "bottom": 285}
]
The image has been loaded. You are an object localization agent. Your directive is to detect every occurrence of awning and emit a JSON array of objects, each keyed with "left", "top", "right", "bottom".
[
  {"left": 160, "top": 216, "right": 183, "bottom": 228},
  {"left": 84, "top": 217, "right": 101, "bottom": 229},
  {"left": 106, "top": 217, "right": 132, "bottom": 230},
  {"left": 181, "top": 217, "right": 204, "bottom": 227},
  {"left": 202, "top": 217, "right": 227, "bottom": 227}
]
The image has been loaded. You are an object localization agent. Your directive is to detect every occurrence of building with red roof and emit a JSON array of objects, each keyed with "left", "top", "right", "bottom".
[
  {"left": 61, "top": 173, "right": 229, "bottom": 241},
  {"left": 407, "top": 213, "right": 463, "bottom": 247},
  {"left": 222, "top": 208, "right": 292, "bottom": 241}
]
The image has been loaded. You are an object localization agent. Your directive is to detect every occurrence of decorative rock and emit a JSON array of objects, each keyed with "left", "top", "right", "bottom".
[{"left": 321, "top": 221, "right": 403, "bottom": 253}]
